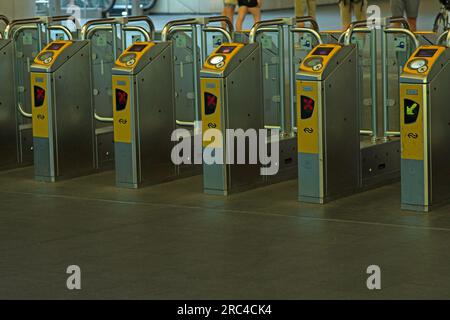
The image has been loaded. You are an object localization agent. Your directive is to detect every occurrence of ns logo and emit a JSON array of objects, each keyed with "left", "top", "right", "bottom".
[
  {"left": 303, "top": 127, "right": 314, "bottom": 134},
  {"left": 408, "top": 133, "right": 419, "bottom": 139},
  {"left": 118, "top": 119, "right": 128, "bottom": 125},
  {"left": 208, "top": 122, "right": 217, "bottom": 129},
  {"left": 37, "top": 114, "right": 45, "bottom": 120}
]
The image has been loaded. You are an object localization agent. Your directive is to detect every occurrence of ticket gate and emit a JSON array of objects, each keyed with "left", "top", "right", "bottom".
[
  {"left": 0, "top": 38, "right": 17, "bottom": 169},
  {"left": 112, "top": 41, "right": 176, "bottom": 188},
  {"left": 297, "top": 44, "right": 360, "bottom": 203},
  {"left": 400, "top": 45, "right": 450, "bottom": 212},
  {"left": 1, "top": 16, "right": 75, "bottom": 171},
  {"left": 80, "top": 17, "right": 155, "bottom": 170},
  {"left": 31, "top": 40, "right": 95, "bottom": 182},
  {"left": 201, "top": 43, "right": 264, "bottom": 195}
]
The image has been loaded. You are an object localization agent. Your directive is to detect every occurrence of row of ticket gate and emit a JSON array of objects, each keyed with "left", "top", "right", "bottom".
[{"left": 0, "top": 14, "right": 449, "bottom": 213}]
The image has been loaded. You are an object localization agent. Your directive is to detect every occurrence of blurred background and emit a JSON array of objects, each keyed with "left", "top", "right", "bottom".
[{"left": 0, "top": 1, "right": 442, "bottom": 32}]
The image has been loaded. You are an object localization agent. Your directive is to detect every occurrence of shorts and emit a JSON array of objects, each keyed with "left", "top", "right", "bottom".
[
  {"left": 390, "top": 0, "right": 420, "bottom": 18},
  {"left": 238, "top": 0, "right": 258, "bottom": 8},
  {"left": 224, "top": 0, "right": 238, "bottom": 7}
]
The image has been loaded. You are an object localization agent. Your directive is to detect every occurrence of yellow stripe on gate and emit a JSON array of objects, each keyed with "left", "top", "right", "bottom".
[
  {"left": 31, "top": 73, "right": 49, "bottom": 138},
  {"left": 297, "top": 80, "right": 320, "bottom": 154},
  {"left": 113, "top": 76, "right": 132, "bottom": 144},
  {"left": 201, "top": 78, "right": 223, "bottom": 148},
  {"left": 400, "top": 83, "right": 425, "bottom": 161}
]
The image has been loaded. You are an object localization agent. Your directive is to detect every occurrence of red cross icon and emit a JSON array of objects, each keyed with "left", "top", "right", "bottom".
[
  {"left": 117, "top": 90, "right": 127, "bottom": 105},
  {"left": 303, "top": 97, "right": 314, "bottom": 111},
  {"left": 207, "top": 94, "right": 217, "bottom": 107},
  {"left": 36, "top": 88, "right": 45, "bottom": 101}
]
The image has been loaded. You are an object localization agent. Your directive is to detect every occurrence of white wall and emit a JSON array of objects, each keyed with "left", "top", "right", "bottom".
[{"left": 0, "top": 0, "right": 35, "bottom": 20}]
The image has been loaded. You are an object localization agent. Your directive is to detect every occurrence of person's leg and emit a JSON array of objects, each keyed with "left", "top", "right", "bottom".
[
  {"left": 296, "top": 0, "right": 306, "bottom": 27},
  {"left": 405, "top": 0, "right": 420, "bottom": 31},
  {"left": 223, "top": 1, "right": 236, "bottom": 27},
  {"left": 295, "top": 0, "right": 304, "bottom": 17},
  {"left": 248, "top": 6, "right": 262, "bottom": 25},
  {"left": 339, "top": 1, "right": 352, "bottom": 30},
  {"left": 354, "top": 0, "right": 368, "bottom": 22},
  {"left": 236, "top": 5, "right": 249, "bottom": 31},
  {"left": 308, "top": 0, "right": 317, "bottom": 19},
  {"left": 310, "top": 0, "right": 317, "bottom": 19}
]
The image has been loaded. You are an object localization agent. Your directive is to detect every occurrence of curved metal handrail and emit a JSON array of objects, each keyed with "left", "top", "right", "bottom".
[
  {"left": 94, "top": 113, "right": 113, "bottom": 123},
  {"left": 0, "top": 15, "right": 8, "bottom": 39},
  {"left": 85, "top": 25, "right": 112, "bottom": 40},
  {"left": 123, "top": 25, "right": 151, "bottom": 42},
  {"left": 385, "top": 16, "right": 411, "bottom": 30},
  {"left": 201, "top": 16, "right": 234, "bottom": 34},
  {"left": 0, "top": 15, "right": 9, "bottom": 27},
  {"left": 203, "top": 26, "right": 233, "bottom": 43},
  {"left": 437, "top": 30, "right": 450, "bottom": 46},
  {"left": 80, "top": 18, "right": 118, "bottom": 40},
  {"left": 161, "top": 18, "right": 199, "bottom": 42},
  {"left": 384, "top": 28, "right": 420, "bottom": 48},
  {"left": 4, "top": 17, "right": 45, "bottom": 39},
  {"left": 249, "top": 18, "right": 292, "bottom": 43},
  {"left": 176, "top": 120, "right": 195, "bottom": 127},
  {"left": 48, "top": 15, "right": 75, "bottom": 24},
  {"left": 342, "top": 19, "right": 371, "bottom": 44},
  {"left": 18, "top": 102, "right": 32, "bottom": 119},
  {"left": 124, "top": 15, "right": 155, "bottom": 39},
  {"left": 11, "top": 25, "right": 37, "bottom": 42},
  {"left": 48, "top": 25, "right": 73, "bottom": 40},
  {"left": 290, "top": 26, "right": 323, "bottom": 45},
  {"left": 294, "top": 16, "right": 320, "bottom": 32}
]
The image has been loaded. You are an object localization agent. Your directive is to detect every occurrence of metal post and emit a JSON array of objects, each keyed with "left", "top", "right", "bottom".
[
  {"left": 112, "top": 23, "right": 118, "bottom": 61},
  {"left": 120, "top": 23, "right": 126, "bottom": 52},
  {"left": 370, "top": 27, "right": 378, "bottom": 141},
  {"left": 288, "top": 27, "right": 295, "bottom": 134},
  {"left": 37, "top": 23, "right": 43, "bottom": 51},
  {"left": 278, "top": 25, "right": 286, "bottom": 135},
  {"left": 192, "top": 25, "right": 201, "bottom": 122},
  {"left": 381, "top": 24, "right": 389, "bottom": 141},
  {"left": 200, "top": 25, "right": 207, "bottom": 67}
]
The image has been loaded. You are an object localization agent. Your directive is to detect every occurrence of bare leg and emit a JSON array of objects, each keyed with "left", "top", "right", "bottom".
[
  {"left": 236, "top": 6, "right": 249, "bottom": 31},
  {"left": 222, "top": 6, "right": 235, "bottom": 28},
  {"left": 248, "top": 6, "right": 262, "bottom": 25},
  {"left": 408, "top": 17, "right": 417, "bottom": 32}
]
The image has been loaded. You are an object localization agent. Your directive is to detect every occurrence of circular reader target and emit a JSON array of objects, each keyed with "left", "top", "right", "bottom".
[
  {"left": 208, "top": 55, "right": 226, "bottom": 68},
  {"left": 120, "top": 53, "right": 137, "bottom": 66},
  {"left": 38, "top": 51, "right": 54, "bottom": 64},
  {"left": 408, "top": 59, "right": 428, "bottom": 72},
  {"left": 304, "top": 57, "right": 324, "bottom": 72}
]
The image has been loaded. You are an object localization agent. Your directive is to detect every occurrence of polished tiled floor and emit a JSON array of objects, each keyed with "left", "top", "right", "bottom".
[
  {"left": 0, "top": 0, "right": 449, "bottom": 300},
  {"left": 1, "top": 165, "right": 450, "bottom": 299}
]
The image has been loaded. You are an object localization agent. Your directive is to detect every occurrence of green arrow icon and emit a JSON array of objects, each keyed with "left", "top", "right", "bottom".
[{"left": 406, "top": 103, "right": 418, "bottom": 116}]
